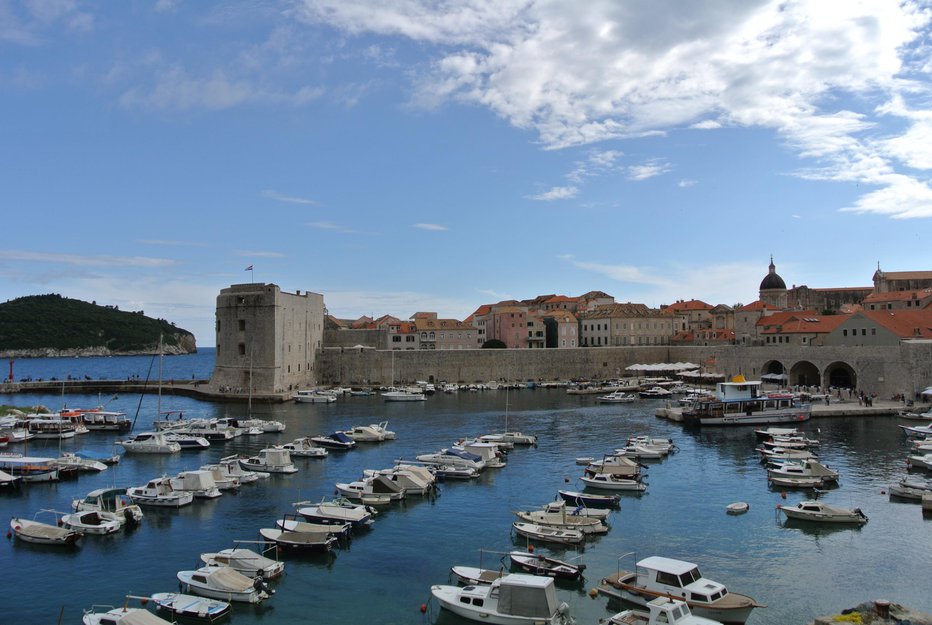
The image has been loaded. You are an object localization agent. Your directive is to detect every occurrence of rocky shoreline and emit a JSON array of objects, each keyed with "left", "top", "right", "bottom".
[
  {"left": 0, "top": 344, "right": 195, "bottom": 358},
  {"left": 811, "top": 602, "right": 932, "bottom": 625}
]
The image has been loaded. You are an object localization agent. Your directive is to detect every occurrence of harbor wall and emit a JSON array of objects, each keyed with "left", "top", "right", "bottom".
[{"left": 317, "top": 343, "right": 932, "bottom": 397}]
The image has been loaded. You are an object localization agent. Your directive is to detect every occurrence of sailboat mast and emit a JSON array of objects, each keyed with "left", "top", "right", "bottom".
[{"left": 157, "top": 334, "right": 163, "bottom": 417}]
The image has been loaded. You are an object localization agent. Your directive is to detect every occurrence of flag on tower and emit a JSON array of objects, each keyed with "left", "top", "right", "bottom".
[{"left": 245, "top": 265, "right": 253, "bottom": 271}]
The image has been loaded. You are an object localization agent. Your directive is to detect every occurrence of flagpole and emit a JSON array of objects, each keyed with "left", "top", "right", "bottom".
[{"left": 245, "top": 264, "right": 254, "bottom": 283}]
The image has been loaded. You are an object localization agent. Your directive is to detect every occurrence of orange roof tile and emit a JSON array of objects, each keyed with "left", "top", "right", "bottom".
[{"left": 858, "top": 309, "right": 932, "bottom": 338}]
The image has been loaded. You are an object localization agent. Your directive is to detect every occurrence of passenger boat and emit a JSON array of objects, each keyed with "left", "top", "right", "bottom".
[
  {"left": 508, "top": 551, "right": 586, "bottom": 580},
  {"left": 431, "top": 573, "right": 575, "bottom": 625},
  {"left": 557, "top": 489, "right": 620, "bottom": 508},
  {"left": 279, "top": 437, "right": 328, "bottom": 458},
  {"left": 26, "top": 417, "right": 77, "bottom": 439},
  {"left": 293, "top": 389, "right": 337, "bottom": 403},
  {"left": 127, "top": 476, "right": 195, "bottom": 507},
  {"left": 79, "top": 409, "right": 131, "bottom": 432},
  {"left": 309, "top": 431, "right": 357, "bottom": 451},
  {"left": 117, "top": 431, "right": 181, "bottom": 454},
  {"left": 72, "top": 487, "right": 145, "bottom": 526},
  {"left": 177, "top": 565, "right": 273, "bottom": 603},
  {"left": 10, "top": 511, "right": 83, "bottom": 546},
  {"left": 150, "top": 592, "right": 232, "bottom": 622},
  {"left": 200, "top": 547, "right": 285, "bottom": 580},
  {"left": 61, "top": 509, "right": 123, "bottom": 535},
  {"left": 238, "top": 448, "right": 298, "bottom": 474},
  {"left": 580, "top": 473, "right": 647, "bottom": 492},
  {"left": 82, "top": 604, "right": 174, "bottom": 625},
  {"left": 512, "top": 521, "right": 584, "bottom": 546},
  {"left": 778, "top": 500, "right": 868, "bottom": 524},
  {"left": 683, "top": 378, "right": 810, "bottom": 427},
  {"left": 598, "top": 555, "right": 764, "bottom": 624}
]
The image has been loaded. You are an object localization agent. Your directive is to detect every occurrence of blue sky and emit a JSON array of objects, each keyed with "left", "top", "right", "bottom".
[{"left": 2, "top": 1, "right": 931, "bottom": 346}]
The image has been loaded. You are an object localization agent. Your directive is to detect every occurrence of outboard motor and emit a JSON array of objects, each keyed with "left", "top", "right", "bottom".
[{"left": 253, "top": 576, "right": 275, "bottom": 595}]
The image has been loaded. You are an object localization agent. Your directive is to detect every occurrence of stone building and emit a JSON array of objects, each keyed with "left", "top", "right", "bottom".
[
  {"left": 210, "top": 283, "right": 324, "bottom": 394},
  {"left": 579, "top": 303, "right": 674, "bottom": 346},
  {"left": 873, "top": 267, "right": 932, "bottom": 292}
]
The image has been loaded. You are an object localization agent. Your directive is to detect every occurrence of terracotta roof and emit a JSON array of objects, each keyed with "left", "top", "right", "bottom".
[
  {"left": 492, "top": 306, "right": 526, "bottom": 314},
  {"left": 756, "top": 310, "right": 819, "bottom": 328},
  {"left": 738, "top": 300, "right": 774, "bottom": 312},
  {"left": 665, "top": 299, "right": 713, "bottom": 312},
  {"left": 414, "top": 318, "right": 470, "bottom": 331},
  {"left": 471, "top": 304, "right": 492, "bottom": 317},
  {"left": 858, "top": 309, "right": 932, "bottom": 338},
  {"left": 878, "top": 271, "right": 932, "bottom": 280},
  {"left": 579, "top": 290, "right": 612, "bottom": 299},
  {"left": 580, "top": 303, "right": 655, "bottom": 319},
  {"left": 546, "top": 311, "right": 577, "bottom": 323},
  {"left": 760, "top": 314, "right": 850, "bottom": 335},
  {"left": 545, "top": 295, "right": 579, "bottom": 304},
  {"left": 863, "top": 289, "right": 932, "bottom": 303}
]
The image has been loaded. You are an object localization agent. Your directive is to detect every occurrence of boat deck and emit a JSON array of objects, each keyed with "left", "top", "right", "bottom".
[{"left": 598, "top": 571, "right": 764, "bottom": 610}]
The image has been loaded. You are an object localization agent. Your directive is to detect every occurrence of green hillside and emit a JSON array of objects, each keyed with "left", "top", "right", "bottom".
[{"left": 0, "top": 294, "right": 196, "bottom": 353}]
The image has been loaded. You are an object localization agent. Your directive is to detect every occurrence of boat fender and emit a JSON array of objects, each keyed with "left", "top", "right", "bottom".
[{"left": 588, "top": 588, "right": 598, "bottom": 598}]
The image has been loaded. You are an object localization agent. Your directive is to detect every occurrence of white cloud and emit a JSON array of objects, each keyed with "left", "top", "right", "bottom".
[
  {"left": 263, "top": 189, "right": 317, "bottom": 205},
  {"left": 627, "top": 159, "right": 671, "bottom": 181},
  {"left": 0, "top": 250, "right": 177, "bottom": 268},
  {"left": 677, "top": 179, "right": 697, "bottom": 188},
  {"left": 236, "top": 250, "right": 285, "bottom": 258},
  {"left": 412, "top": 223, "right": 448, "bottom": 231},
  {"left": 527, "top": 185, "right": 578, "bottom": 201}
]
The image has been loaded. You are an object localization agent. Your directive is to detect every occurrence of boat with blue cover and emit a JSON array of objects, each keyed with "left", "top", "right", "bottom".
[{"left": 310, "top": 431, "right": 357, "bottom": 450}]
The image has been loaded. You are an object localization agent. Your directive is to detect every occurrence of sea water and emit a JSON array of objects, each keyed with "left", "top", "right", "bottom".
[{"left": 1, "top": 352, "right": 930, "bottom": 625}]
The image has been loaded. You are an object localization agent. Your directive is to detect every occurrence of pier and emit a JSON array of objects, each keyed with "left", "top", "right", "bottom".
[{"left": 0, "top": 379, "right": 291, "bottom": 403}]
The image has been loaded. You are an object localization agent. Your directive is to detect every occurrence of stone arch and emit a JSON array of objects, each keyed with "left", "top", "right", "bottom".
[
  {"left": 824, "top": 361, "right": 857, "bottom": 389},
  {"left": 789, "top": 360, "right": 821, "bottom": 388}
]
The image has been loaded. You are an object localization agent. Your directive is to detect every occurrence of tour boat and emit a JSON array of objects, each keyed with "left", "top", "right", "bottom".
[
  {"left": 683, "top": 378, "right": 811, "bottom": 427},
  {"left": 777, "top": 500, "right": 868, "bottom": 524},
  {"left": 431, "top": 573, "right": 575, "bottom": 625},
  {"left": 598, "top": 555, "right": 764, "bottom": 624},
  {"left": 0, "top": 454, "right": 60, "bottom": 482}
]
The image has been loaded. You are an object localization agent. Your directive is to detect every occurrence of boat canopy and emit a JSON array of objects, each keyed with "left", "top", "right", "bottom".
[
  {"left": 497, "top": 574, "right": 559, "bottom": 618},
  {"left": 119, "top": 610, "right": 176, "bottom": 625},
  {"left": 330, "top": 432, "right": 355, "bottom": 444},
  {"left": 446, "top": 449, "right": 482, "bottom": 462}
]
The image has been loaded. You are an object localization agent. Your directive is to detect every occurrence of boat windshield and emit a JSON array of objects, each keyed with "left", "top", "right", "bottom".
[{"left": 680, "top": 567, "right": 701, "bottom": 585}]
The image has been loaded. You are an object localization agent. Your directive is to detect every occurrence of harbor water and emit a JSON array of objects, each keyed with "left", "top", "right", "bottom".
[{"left": 2, "top": 350, "right": 931, "bottom": 624}]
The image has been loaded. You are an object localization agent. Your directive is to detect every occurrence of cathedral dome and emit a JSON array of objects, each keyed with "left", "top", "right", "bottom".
[{"left": 759, "top": 257, "right": 786, "bottom": 290}]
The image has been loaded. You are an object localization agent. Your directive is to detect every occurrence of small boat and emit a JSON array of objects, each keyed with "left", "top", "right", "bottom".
[
  {"left": 310, "top": 431, "right": 357, "bottom": 451},
  {"left": 293, "top": 389, "right": 337, "bottom": 403},
  {"left": 280, "top": 437, "right": 328, "bottom": 458},
  {"left": 0, "top": 469, "right": 22, "bottom": 488},
  {"left": 239, "top": 448, "right": 298, "bottom": 474},
  {"left": 598, "top": 391, "right": 638, "bottom": 403},
  {"left": 515, "top": 502, "right": 609, "bottom": 534},
  {"left": 725, "top": 502, "right": 749, "bottom": 515},
  {"left": 61, "top": 509, "right": 122, "bottom": 535},
  {"left": 83, "top": 605, "right": 173, "bottom": 625},
  {"left": 218, "top": 455, "right": 267, "bottom": 483},
  {"left": 451, "top": 565, "right": 507, "bottom": 585},
  {"left": 512, "top": 521, "right": 584, "bottom": 545},
  {"left": 150, "top": 592, "right": 232, "bottom": 622},
  {"left": 0, "top": 453, "right": 60, "bottom": 482},
  {"left": 907, "top": 453, "right": 932, "bottom": 470},
  {"left": 898, "top": 423, "right": 932, "bottom": 438},
  {"left": 52, "top": 452, "right": 108, "bottom": 473},
  {"left": 343, "top": 421, "right": 396, "bottom": 442},
  {"left": 767, "top": 459, "right": 839, "bottom": 483},
  {"left": 170, "top": 470, "right": 223, "bottom": 499},
  {"left": 200, "top": 547, "right": 285, "bottom": 580},
  {"left": 898, "top": 408, "right": 932, "bottom": 422},
  {"left": 598, "top": 555, "right": 764, "bottom": 624},
  {"left": 198, "top": 464, "right": 240, "bottom": 491},
  {"left": 72, "top": 487, "right": 144, "bottom": 526},
  {"left": 575, "top": 457, "right": 595, "bottom": 465},
  {"left": 888, "top": 475, "right": 932, "bottom": 500},
  {"left": 557, "top": 490, "right": 621, "bottom": 508},
  {"left": 127, "top": 476, "right": 195, "bottom": 507},
  {"left": 508, "top": 551, "right": 586, "bottom": 580},
  {"left": 276, "top": 516, "right": 351, "bottom": 538},
  {"left": 639, "top": 387, "right": 673, "bottom": 399},
  {"left": 768, "top": 475, "right": 825, "bottom": 489},
  {"left": 580, "top": 473, "right": 647, "bottom": 492},
  {"left": 381, "top": 388, "right": 426, "bottom": 402},
  {"left": 294, "top": 497, "right": 377, "bottom": 528},
  {"left": 431, "top": 573, "right": 575, "bottom": 625},
  {"left": 177, "top": 565, "right": 273, "bottom": 603},
  {"left": 602, "top": 596, "right": 724, "bottom": 625},
  {"left": 162, "top": 432, "right": 211, "bottom": 450},
  {"left": 118, "top": 431, "right": 181, "bottom": 454},
  {"left": 10, "top": 511, "right": 83, "bottom": 546},
  {"left": 778, "top": 500, "right": 868, "bottom": 524},
  {"left": 335, "top": 474, "right": 405, "bottom": 501},
  {"left": 258, "top": 527, "right": 337, "bottom": 552}
]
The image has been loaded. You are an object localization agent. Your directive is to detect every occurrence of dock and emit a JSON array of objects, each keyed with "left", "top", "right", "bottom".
[
  {"left": 0, "top": 378, "right": 292, "bottom": 403},
  {"left": 655, "top": 399, "right": 906, "bottom": 422}
]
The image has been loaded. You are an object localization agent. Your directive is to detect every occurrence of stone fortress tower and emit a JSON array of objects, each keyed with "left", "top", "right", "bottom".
[{"left": 210, "top": 283, "right": 325, "bottom": 395}]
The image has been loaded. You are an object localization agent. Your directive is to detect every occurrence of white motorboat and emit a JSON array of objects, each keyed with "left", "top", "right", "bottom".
[
  {"left": 118, "top": 431, "right": 181, "bottom": 454},
  {"left": 515, "top": 502, "right": 609, "bottom": 534},
  {"left": 171, "top": 470, "right": 223, "bottom": 499},
  {"left": 507, "top": 551, "right": 586, "bottom": 580},
  {"left": 83, "top": 605, "right": 174, "bottom": 625},
  {"left": 898, "top": 408, "right": 932, "bottom": 421},
  {"left": 177, "top": 565, "right": 272, "bottom": 603},
  {"left": 343, "top": 421, "right": 395, "bottom": 442},
  {"left": 558, "top": 490, "right": 621, "bottom": 508},
  {"left": 258, "top": 526, "right": 337, "bottom": 552},
  {"left": 598, "top": 555, "right": 764, "bottom": 624},
  {"left": 276, "top": 516, "right": 351, "bottom": 539},
  {"left": 417, "top": 448, "right": 485, "bottom": 471},
  {"left": 602, "top": 597, "right": 724, "bottom": 625},
  {"left": 10, "top": 511, "right": 83, "bottom": 546},
  {"left": 381, "top": 388, "right": 426, "bottom": 402},
  {"left": 127, "top": 476, "right": 195, "bottom": 507},
  {"left": 72, "top": 487, "right": 144, "bottom": 525},
  {"left": 778, "top": 500, "right": 868, "bottom": 524},
  {"left": 52, "top": 452, "right": 108, "bottom": 473},
  {"left": 200, "top": 547, "right": 285, "bottom": 580},
  {"left": 888, "top": 475, "right": 932, "bottom": 500},
  {"left": 683, "top": 379, "right": 810, "bottom": 427},
  {"left": 512, "top": 521, "right": 585, "bottom": 545},
  {"left": 310, "top": 431, "right": 357, "bottom": 451},
  {"left": 61, "top": 509, "right": 122, "bottom": 535},
  {"left": 767, "top": 458, "right": 839, "bottom": 483},
  {"left": 362, "top": 465, "right": 435, "bottom": 496},
  {"left": 335, "top": 474, "right": 406, "bottom": 501},
  {"left": 198, "top": 464, "right": 240, "bottom": 491},
  {"left": 293, "top": 389, "right": 337, "bottom": 403},
  {"left": 598, "top": 391, "right": 638, "bottom": 403},
  {"left": 754, "top": 426, "right": 801, "bottom": 440},
  {"left": 280, "top": 437, "right": 328, "bottom": 458},
  {"left": 907, "top": 453, "right": 932, "bottom": 470},
  {"left": 218, "top": 454, "right": 267, "bottom": 483},
  {"left": 614, "top": 444, "right": 667, "bottom": 460},
  {"left": 768, "top": 475, "right": 826, "bottom": 489},
  {"left": 162, "top": 432, "right": 211, "bottom": 450},
  {"left": 580, "top": 473, "right": 647, "bottom": 492},
  {"left": 150, "top": 592, "right": 232, "bottom": 622},
  {"left": 294, "top": 497, "right": 377, "bottom": 528},
  {"left": 239, "top": 448, "right": 298, "bottom": 474},
  {"left": 639, "top": 387, "right": 673, "bottom": 399},
  {"left": 756, "top": 446, "right": 817, "bottom": 462},
  {"left": 584, "top": 455, "right": 642, "bottom": 477},
  {"left": 898, "top": 423, "right": 932, "bottom": 438},
  {"left": 725, "top": 502, "right": 749, "bottom": 515},
  {"left": 431, "top": 573, "right": 575, "bottom": 625},
  {"left": 626, "top": 436, "right": 676, "bottom": 453}
]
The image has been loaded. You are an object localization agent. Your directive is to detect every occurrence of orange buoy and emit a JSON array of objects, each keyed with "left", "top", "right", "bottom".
[
  {"left": 420, "top": 604, "right": 427, "bottom": 614},
  {"left": 527, "top": 544, "right": 535, "bottom": 552}
]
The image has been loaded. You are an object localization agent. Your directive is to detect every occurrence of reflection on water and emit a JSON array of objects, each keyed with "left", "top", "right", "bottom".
[{"left": 2, "top": 383, "right": 932, "bottom": 625}]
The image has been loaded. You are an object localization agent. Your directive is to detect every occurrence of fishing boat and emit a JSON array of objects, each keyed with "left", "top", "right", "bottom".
[
  {"left": 61, "top": 509, "right": 123, "bottom": 535},
  {"left": 580, "top": 473, "right": 647, "bottom": 492},
  {"left": 512, "top": 521, "right": 584, "bottom": 546},
  {"left": 150, "top": 592, "right": 232, "bottom": 622},
  {"left": 557, "top": 490, "right": 621, "bottom": 508},
  {"left": 508, "top": 551, "right": 586, "bottom": 581},
  {"left": 238, "top": 448, "right": 298, "bottom": 474},
  {"left": 10, "top": 510, "right": 83, "bottom": 546},
  {"left": 683, "top": 378, "right": 810, "bottom": 427},
  {"left": 598, "top": 555, "right": 764, "bottom": 624},
  {"left": 279, "top": 437, "right": 328, "bottom": 458},
  {"left": 294, "top": 497, "right": 377, "bottom": 528},
  {"left": 177, "top": 565, "right": 273, "bottom": 603},
  {"left": 777, "top": 500, "right": 868, "bottom": 524},
  {"left": 82, "top": 604, "right": 174, "bottom": 625},
  {"left": 200, "top": 547, "right": 285, "bottom": 580},
  {"left": 430, "top": 573, "right": 575, "bottom": 625},
  {"left": 126, "top": 476, "right": 195, "bottom": 507},
  {"left": 72, "top": 487, "right": 145, "bottom": 525},
  {"left": 451, "top": 565, "right": 506, "bottom": 585},
  {"left": 258, "top": 526, "right": 337, "bottom": 552}
]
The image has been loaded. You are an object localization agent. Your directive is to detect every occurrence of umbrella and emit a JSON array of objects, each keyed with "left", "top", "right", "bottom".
[{"left": 920, "top": 387, "right": 932, "bottom": 396}]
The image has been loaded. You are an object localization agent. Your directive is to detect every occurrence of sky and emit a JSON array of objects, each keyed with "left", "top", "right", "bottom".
[{"left": 2, "top": 1, "right": 931, "bottom": 347}]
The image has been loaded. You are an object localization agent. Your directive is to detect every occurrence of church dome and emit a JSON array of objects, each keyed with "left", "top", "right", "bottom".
[{"left": 759, "top": 257, "right": 786, "bottom": 290}]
